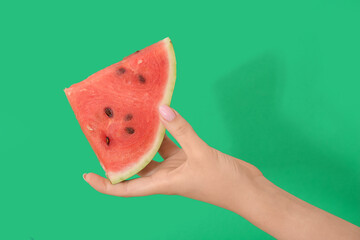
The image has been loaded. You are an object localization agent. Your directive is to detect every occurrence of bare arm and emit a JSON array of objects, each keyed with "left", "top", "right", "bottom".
[
  {"left": 84, "top": 105, "right": 360, "bottom": 240},
  {"left": 230, "top": 176, "right": 360, "bottom": 239}
]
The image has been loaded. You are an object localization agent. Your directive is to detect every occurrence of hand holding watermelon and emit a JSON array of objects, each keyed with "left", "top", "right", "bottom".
[
  {"left": 83, "top": 105, "right": 263, "bottom": 202},
  {"left": 84, "top": 106, "right": 360, "bottom": 240}
]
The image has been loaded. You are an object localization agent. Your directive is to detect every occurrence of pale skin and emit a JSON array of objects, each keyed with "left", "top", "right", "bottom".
[{"left": 83, "top": 105, "right": 360, "bottom": 240}]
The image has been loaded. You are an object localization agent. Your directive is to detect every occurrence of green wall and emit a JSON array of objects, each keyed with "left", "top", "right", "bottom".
[{"left": 1, "top": 0, "right": 359, "bottom": 239}]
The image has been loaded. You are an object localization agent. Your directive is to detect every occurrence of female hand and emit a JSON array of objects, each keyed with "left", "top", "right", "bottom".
[
  {"left": 83, "top": 105, "right": 263, "bottom": 213},
  {"left": 83, "top": 105, "right": 360, "bottom": 240}
]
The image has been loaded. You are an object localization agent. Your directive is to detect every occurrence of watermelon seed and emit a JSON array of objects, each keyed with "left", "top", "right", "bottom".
[
  {"left": 124, "top": 114, "right": 133, "bottom": 121},
  {"left": 117, "top": 68, "right": 126, "bottom": 75},
  {"left": 104, "top": 108, "right": 113, "bottom": 118},
  {"left": 138, "top": 75, "right": 146, "bottom": 83},
  {"left": 125, "top": 127, "right": 135, "bottom": 134},
  {"left": 106, "top": 137, "right": 110, "bottom": 145}
]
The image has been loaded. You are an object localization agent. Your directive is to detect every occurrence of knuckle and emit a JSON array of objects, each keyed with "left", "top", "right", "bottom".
[
  {"left": 174, "top": 122, "right": 191, "bottom": 137},
  {"left": 119, "top": 181, "right": 131, "bottom": 197},
  {"left": 102, "top": 181, "right": 112, "bottom": 195}
]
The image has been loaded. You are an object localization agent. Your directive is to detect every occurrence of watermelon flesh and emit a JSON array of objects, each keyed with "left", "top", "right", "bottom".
[{"left": 65, "top": 38, "right": 176, "bottom": 184}]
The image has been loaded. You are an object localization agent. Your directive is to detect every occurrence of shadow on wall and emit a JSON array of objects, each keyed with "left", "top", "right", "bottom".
[
  {"left": 214, "top": 54, "right": 359, "bottom": 223},
  {"left": 215, "top": 54, "right": 286, "bottom": 165}
]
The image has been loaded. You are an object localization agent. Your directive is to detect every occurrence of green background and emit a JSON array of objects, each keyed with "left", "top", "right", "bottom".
[{"left": 1, "top": 0, "right": 359, "bottom": 239}]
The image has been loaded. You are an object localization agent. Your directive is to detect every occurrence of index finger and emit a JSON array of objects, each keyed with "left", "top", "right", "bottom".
[{"left": 83, "top": 173, "right": 161, "bottom": 197}]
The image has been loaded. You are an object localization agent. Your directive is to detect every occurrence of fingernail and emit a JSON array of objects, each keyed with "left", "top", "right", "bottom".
[
  {"left": 159, "top": 105, "right": 176, "bottom": 122},
  {"left": 83, "top": 173, "right": 87, "bottom": 181}
]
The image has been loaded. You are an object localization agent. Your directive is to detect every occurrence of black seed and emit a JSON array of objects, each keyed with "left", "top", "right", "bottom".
[
  {"left": 125, "top": 127, "right": 135, "bottom": 134},
  {"left": 117, "top": 68, "right": 126, "bottom": 75},
  {"left": 106, "top": 137, "right": 110, "bottom": 145},
  {"left": 135, "top": 50, "right": 140, "bottom": 53},
  {"left": 104, "top": 107, "right": 113, "bottom": 118},
  {"left": 138, "top": 75, "right": 146, "bottom": 83},
  {"left": 124, "top": 114, "right": 133, "bottom": 121}
]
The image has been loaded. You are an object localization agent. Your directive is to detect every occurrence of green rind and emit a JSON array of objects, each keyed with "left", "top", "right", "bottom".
[{"left": 107, "top": 37, "right": 176, "bottom": 184}]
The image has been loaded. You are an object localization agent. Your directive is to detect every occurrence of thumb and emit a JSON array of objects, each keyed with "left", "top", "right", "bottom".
[{"left": 159, "top": 105, "right": 205, "bottom": 152}]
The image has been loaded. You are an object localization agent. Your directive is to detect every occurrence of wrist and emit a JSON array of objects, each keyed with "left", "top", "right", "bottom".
[
  {"left": 229, "top": 175, "right": 275, "bottom": 216},
  {"left": 228, "top": 175, "right": 294, "bottom": 239}
]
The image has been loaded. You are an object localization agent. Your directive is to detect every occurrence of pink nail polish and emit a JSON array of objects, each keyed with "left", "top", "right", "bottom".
[{"left": 159, "top": 105, "right": 176, "bottom": 122}]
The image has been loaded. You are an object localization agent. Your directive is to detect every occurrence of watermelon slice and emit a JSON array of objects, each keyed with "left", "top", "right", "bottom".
[{"left": 65, "top": 37, "right": 176, "bottom": 184}]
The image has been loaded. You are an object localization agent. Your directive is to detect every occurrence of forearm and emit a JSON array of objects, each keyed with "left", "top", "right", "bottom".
[{"left": 232, "top": 177, "right": 360, "bottom": 240}]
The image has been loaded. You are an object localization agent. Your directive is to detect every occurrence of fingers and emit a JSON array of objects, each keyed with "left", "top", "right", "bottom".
[
  {"left": 159, "top": 105, "right": 205, "bottom": 152},
  {"left": 158, "top": 134, "right": 180, "bottom": 159},
  {"left": 84, "top": 173, "right": 162, "bottom": 197},
  {"left": 137, "top": 160, "right": 161, "bottom": 177},
  {"left": 137, "top": 135, "right": 180, "bottom": 177}
]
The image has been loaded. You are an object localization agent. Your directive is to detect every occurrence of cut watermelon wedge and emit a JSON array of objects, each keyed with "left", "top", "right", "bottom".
[{"left": 65, "top": 37, "right": 176, "bottom": 184}]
